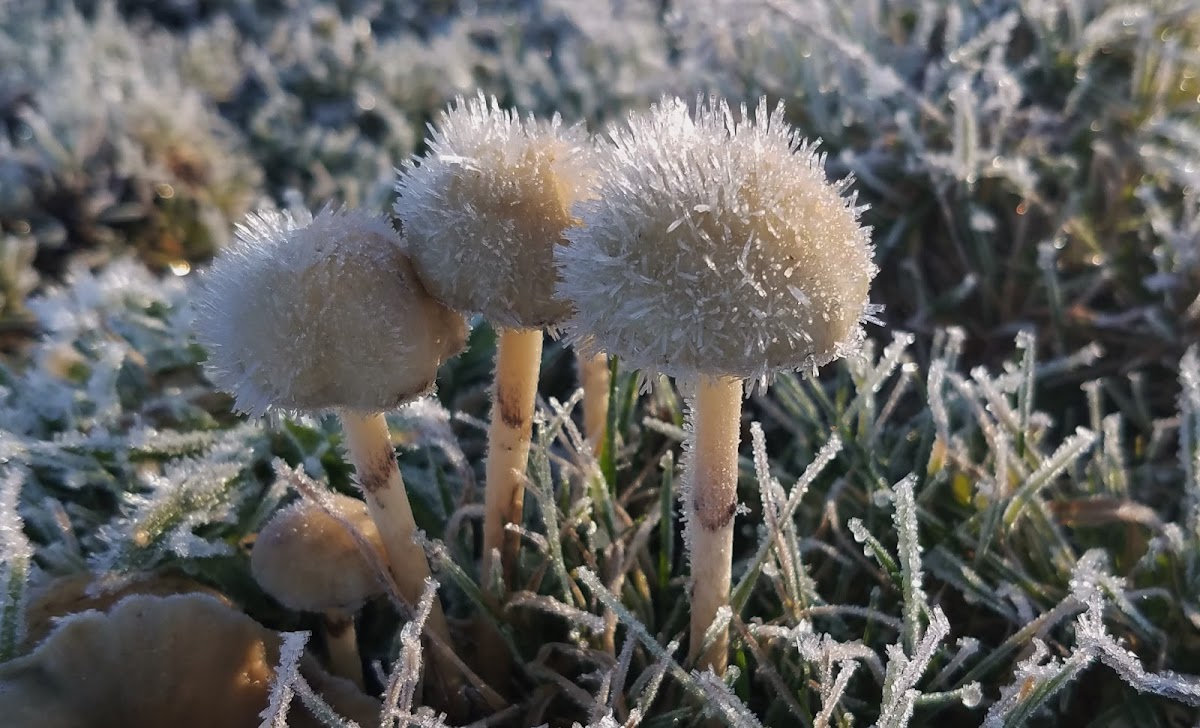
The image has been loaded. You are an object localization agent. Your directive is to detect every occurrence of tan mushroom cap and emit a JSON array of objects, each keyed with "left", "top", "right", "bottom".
[
  {"left": 195, "top": 206, "right": 468, "bottom": 417},
  {"left": 395, "top": 92, "right": 594, "bottom": 330},
  {"left": 0, "top": 594, "right": 380, "bottom": 728},
  {"left": 251, "top": 494, "right": 388, "bottom": 613},
  {"left": 23, "top": 570, "right": 230, "bottom": 649}
]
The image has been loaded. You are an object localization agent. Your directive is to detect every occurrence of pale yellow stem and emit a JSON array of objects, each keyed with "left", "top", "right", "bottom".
[
  {"left": 482, "top": 328, "right": 543, "bottom": 585},
  {"left": 322, "top": 611, "right": 363, "bottom": 688},
  {"left": 686, "top": 375, "right": 742, "bottom": 675},
  {"left": 338, "top": 411, "right": 463, "bottom": 708},
  {"left": 578, "top": 351, "right": 611, "bottom": 458}
]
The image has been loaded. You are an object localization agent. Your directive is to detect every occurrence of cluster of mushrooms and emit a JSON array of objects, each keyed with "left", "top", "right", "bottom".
[{"left": 1, "top": 92, "right": 876, "bottom": 724}]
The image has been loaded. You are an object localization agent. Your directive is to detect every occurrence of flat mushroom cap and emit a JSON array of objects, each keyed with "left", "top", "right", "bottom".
[
  {"left": 195, "top": 206, "right": 468, "bottom": 417},
  {"left": 251, "top": 494, "right": 388, "bottom": 613},
  {"left": 395, "top": 92, "right": 593, "bottom": 330},
  {"left": 0, "top": 593, "right": 380, "bottom": 728},
  {"left": 23, "top": 571, "right": 230, "bottom": 649},
  {"left": 557, "top": 96, "right": 877, "bottom": 383}
]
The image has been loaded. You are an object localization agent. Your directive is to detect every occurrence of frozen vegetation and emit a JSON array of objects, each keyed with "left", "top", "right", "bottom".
[{"left": 0, "top": 0, "right": 1198, "bottom": 725}]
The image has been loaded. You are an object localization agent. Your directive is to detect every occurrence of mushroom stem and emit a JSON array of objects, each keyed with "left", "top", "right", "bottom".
[
  {"left": 337, "top": 411, "right": 463, "bottom": 704},
  {"left": 322, "top": 611, "right": 364, "bottom": 688},
  {"left": 482, "top": 328, "right": 543, "bottom": 585},
  {"left": 578, "top": 351, "right": 611, "bottom": 458},
  {"left": 685, "top": 375, "right": 742, "bottom": 674}
]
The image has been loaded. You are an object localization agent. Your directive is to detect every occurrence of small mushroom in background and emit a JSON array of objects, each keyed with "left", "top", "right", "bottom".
[
  {"left": 0, "top": 593, "right": 380, "bottom": 728},
  {"left": 23, "top": 570, "right": 230, "bottom": 650},
  {"left": 556, "top": 96, "right": 877, "bottom": 674},
  {"left": 394, "top": 92, "right": 594, "bottom": 587},
  {"left": 193, "top": 205, "right": 468, "bottom": 708},
  {"left": 252, "top": 493, "right": 387, "bottom": 688}
]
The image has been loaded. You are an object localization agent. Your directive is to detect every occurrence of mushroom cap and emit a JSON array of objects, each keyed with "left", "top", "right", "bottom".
[
  {"left": 556, "top": 96, "right": 877, "bottom": 383},
  {"left": 0, "top": 594, "right": 381, "bottom": 728},
  {"left": 251, "top": 494, "right": 388, "bottom": 613},
  {"left": 195, "top": 206, "right": 468, "bottom": 417},
  {"left": 394, "top": 92, "right": 593, "bottom": 329},
  {"left": 23, "top": 571, "right": 230, "bottom": 649}
]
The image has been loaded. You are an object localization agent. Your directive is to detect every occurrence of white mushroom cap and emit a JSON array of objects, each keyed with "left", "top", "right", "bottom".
[
  {"left": 556, "top": 96, "right": 877, "bottom": 383},
  {"left": 251, "top": 494, "right": 387, "bottom": 613},
  {"left": 195, "top": 206, "right": 468, "bottom": 417},
  {"left": 0, "top": 593, "right": 380, "bottom": 728},
  {"left": 394, "top": 92, "right": 594, "bottom": 329}
]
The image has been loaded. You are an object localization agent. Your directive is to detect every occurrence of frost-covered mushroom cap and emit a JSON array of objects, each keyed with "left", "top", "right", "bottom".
[
  {"left": 0, "top": 593, "right": 380, "bottom": 728},
  {"left": 195, "top": 206, "right": 468, "bottom": 417},
  {"left": 251, "top": 494, "right": 387, "bottom": 613},
  {"left": 394, "top": 92, "right": 593, "bottom": 329},
  {"left": 557, "top": 96, "right": 877, "bottom": 382}
]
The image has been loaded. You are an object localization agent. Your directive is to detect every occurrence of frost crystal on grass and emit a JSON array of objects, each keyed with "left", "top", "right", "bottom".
[
  {"left": 90, "top": 428, "right": 257, "bottom": 571},
  {"left": 382, "top": 578, "right": 439, "bottom": 725},
  {"left": 260, "top": 630, "right": 311, "bottom": 728},
  {"left": 0, "top": 469, "right": 31, "bottom": 662},
  {"left": 1178, "top": 345, "right": 1200, "bottom": 533}
]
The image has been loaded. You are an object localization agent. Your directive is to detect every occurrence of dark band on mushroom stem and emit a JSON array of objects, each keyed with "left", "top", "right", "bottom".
[
  {"left": 324, "top": 614, "right": 354, "bottom": 638},
  {"left": 358, "top": 444, "right": 398, "bottom": 495},
  {"left": 693, "top": 493, "right": 738, "bottom": 531},
  {"left": 496, "top": 383, "right": 529, "bottom": 430}
]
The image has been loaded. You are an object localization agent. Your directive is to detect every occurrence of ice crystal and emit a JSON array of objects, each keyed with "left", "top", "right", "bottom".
[
  {"left": 260, "top": 630, "right": 311, "bottom": 728},
  {"left": 381, "top": 579, "right": 439, "bottom": 725},
  {"left": 0, "top": 469, "right": 31, "bottom": 662},
  {"left": 557, "top": 95, "right": 876, "bottom": 382},
  {"left": 89, "top": 425, "right": 258, "bottom": 572}
]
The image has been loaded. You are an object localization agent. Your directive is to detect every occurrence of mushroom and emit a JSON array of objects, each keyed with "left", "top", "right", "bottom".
[
  {"left": 394, "top": 92, "right": 594, "bottom": 585},
  {"left": 0, "top": 593, "right": 381, "bottom": 728},
  {"left": 556, "top": 96, "right": 876, "bottom": 673},
  {"left": 194, "top": 205, "right": 468, "bottom": 702},
  {"left": 251, "top": 493, "right": 388, "bottom": 687},
  {"left": 23, "top": 570, "right": 230, "bottom": 650}
]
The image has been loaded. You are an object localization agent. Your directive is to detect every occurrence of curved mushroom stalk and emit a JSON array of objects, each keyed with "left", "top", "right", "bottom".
[{"left": 338, "top": 411, "right": 462, "bottom": 704}]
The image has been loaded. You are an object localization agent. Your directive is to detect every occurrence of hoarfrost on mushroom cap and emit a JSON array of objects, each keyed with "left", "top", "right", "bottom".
[
  {"left": 557, "top": 95, "right": 878, "bottom": 383},
  {"left": 395, "top": 92, "right": 594, "bottom": 329},
  {"left": 194, "top": 206, "right": 468, "bottom": 417},
  {"left": 251, "top": 494, "right": 388, "bottom": 613}
]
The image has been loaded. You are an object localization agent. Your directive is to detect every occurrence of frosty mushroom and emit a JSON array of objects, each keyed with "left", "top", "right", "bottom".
[
  {"left": 394, "top": 92, "right": 593, "bottom": 583},
  {"left": 194, "top": 205, "right": 467, "bottom": 697},
  {"left": 0, "top": 593, "right": 381, "bottom": 728},
  {"left": 251, "top": 494, "right": 388, "bottom": 687},
  {"left": 557, "top": 96, "right": 876, "bottom": 673}
]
